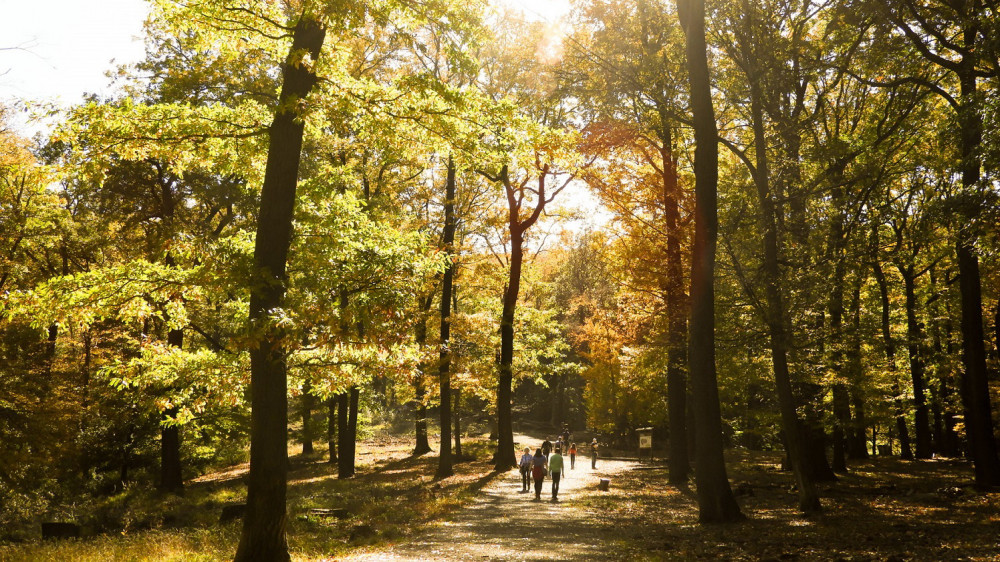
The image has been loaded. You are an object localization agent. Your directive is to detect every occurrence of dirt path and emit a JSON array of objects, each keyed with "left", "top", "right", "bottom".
[{"left": 347, "top": 435, "right": 637, "bottom": 561}]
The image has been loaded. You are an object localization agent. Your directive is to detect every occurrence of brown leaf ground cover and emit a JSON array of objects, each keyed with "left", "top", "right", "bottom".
[
  {"left": 2, "top": 435, "right": 998, "bottom": 561},
  {"left": 587, "top": 451, "right": 1000, "bottom": 561}
]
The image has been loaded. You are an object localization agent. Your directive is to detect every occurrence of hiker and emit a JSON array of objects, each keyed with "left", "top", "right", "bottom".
[
  {"left": 542, "top": 438, "right": 552, "bottom": 460},
  {"left": 519, "top": 447, "right": 533, "bottom": 492},
  {"left": 569, "top": 442, "right": 577, "bottom": 469},
  {"left": 590, "top": 438, "right": 599, "bottom": 469},
  {"left": 555, "top": 437, "right": 564, "bottom": 454},
  {"left": 531, "top": 448, "right": 547, "bottom": 500},
  {"left": 549, "top": 447, "right": 564, "bottom": 502}
]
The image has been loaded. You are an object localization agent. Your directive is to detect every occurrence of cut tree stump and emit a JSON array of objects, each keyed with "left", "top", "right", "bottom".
[{"left": 598, "top": 478, "right": 611, "bottom": 491}]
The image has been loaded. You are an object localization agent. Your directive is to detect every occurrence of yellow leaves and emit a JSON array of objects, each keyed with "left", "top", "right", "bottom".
[{"left": 56, "top": 99, "right": 271, "bottom": 185}]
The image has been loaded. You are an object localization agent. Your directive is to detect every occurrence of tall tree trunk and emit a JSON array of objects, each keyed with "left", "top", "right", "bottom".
[
  {"left": 831, "top": 385, "right": 850, "bottom": 473},
  {"left": 437, "top": 156, "right": 457, "bottom": 478},
  {"left": 337, "top": 391, "right": 351, "bottom": 478},
  {"left": 347, "top": 386, "right": 359, "bottom": 475},
  {"left": 847, "top": 284, "right": 869, "bottom": 459},
  {"left": 661, "top": 128, "right": 690, "bottom": 486},
  {"left": 747, "top": 66, "right": 821, "bottom": 513},
  {"left": 827, "top": 171, "right": 851, "bottom": 473},
  {"left": 160, "top": 327, "right": 184, "bottom": 492},
  {"left": 454, "top": 388, "right": 463, "bottom": 459},
  {"left": 413, "top": 294, "right": 433, "bottom": 456},
  {"left": 236, "top": 18, "right": 325, "bottom": 561},
  {"left": 871, "top": 240, "right": 913, "bottom": 459},
  {"left": 301, "top": 380, "right": 315, "bottom": 455},
  {"left": 954, "top": 9, "right": 1000, "bottom": 488},
  {"left": 495, "top": 228, "right": 521, "bottom": 472},
  {"left": 899, "top": 267, "right": 931, "bottom": 459},
  {"left": 676, "top": 0, "right": 744, "bottom": 523},
  {"left": 327, "top": 397, "right": 337, "bottom": 464}
]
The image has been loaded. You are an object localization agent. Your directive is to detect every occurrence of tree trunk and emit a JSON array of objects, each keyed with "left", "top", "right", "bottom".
[
  {"left": 676, "top": 0, "right": 744, "bottom": 523},
  {"left": 871, "top": 232, "right": 912, "bottom": 459},
  {"left": 437, "top": 156, "right": 457, "bottom": 478},
  {"left": 235, "top": 16, "right": 325, "bottom": 562},
  {"left": 848, "top": 284, "right": 869, "bottom": 459},
  {"left": 160, "top": 327, "right": 184, "bottom": 492},
  {"left": 831, "top": 384, "right": 850, "bottom": 473},
  {"left": 899, "top": 267, "right": 931, "bottom": 459},
  {"left": 301, "top": 380, "right": 314, "bottom": 455},
  {"left": 661, "top": 128, "right": 690, "bottom": 486},
  {"left": 413, "top": 294, "right": 433, "bottom": 456},
  {"left": 954, "top": 11, "right": 1000, "bottom": 488},
  {"left": 327, "top": 397, "right": 337, "bottom": 464},
  {"left": 827, "top": 172, "right": 850, "bottom": 473},
  {"left": 454, "top": 387, "right": 463, "bottom": 459},
  {"left": 338, "top": 392, "right": 351, "bottom": 477},
  {"left": 347, "top": 386, "right": 359, "bottom": 474},
  {"left": 747, "top": 49, "right": 821, "bottom": 512},
  {"left": 495, "top": 220, "right": 522, "bottom": 471}
]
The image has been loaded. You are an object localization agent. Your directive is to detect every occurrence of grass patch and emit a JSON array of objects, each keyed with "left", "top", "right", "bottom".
[{"left": 0, "top": 436, "right": 500, "bottom": 561}]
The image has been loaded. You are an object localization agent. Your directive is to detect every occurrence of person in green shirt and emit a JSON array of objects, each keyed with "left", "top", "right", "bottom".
[{"left": 549, "top": 447, "right": 564, "bottom": 502}]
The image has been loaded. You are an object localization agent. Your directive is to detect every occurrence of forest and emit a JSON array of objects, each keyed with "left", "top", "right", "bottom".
[{"left": 1, "top": 0, "right": 999, "bottom": 560}]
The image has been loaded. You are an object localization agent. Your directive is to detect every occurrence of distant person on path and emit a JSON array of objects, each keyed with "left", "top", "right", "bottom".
[
  {"left": 549, "top": 447, "right": 564, "bottom": 502},
  {"left": 519, "top": 447, "right": 533, "bottom": 492},
  {"left": 590, "top": 438, "right": 599, "bottom": 469},
  {"left": 531, "top": 448, "right": 547, "bottom": 500},
  {"left": 569, "top": 442, "right": 577, "bottom": 469},
  {"left": 542, "top": 438, "right": 552, "bottom": 460},
  {"left": 555, "top": 437, "right": 564, "bottom": 454}
]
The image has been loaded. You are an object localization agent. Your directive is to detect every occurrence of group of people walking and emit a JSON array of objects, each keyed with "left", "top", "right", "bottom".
[{"left": 518, "top": 436, "right": 599, "bottom": 502}]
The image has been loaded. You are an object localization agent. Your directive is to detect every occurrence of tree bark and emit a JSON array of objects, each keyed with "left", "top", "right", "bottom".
[
  {"left": 236, "top": 17, "right": 325, "bottom": 561},
  {"left": 847, "top": 284, "right": 869, "bottom": 459},
  {"left": 661, "top": 129, "right": 690, "bottom": 486},
  {"left": 954, "top": 7, "right": 1000, "bottom": 489},
  {"left": 437, "top": 156, "right": 457, "bottom": 478},
  {"left": 747, "top": 70, "right": 821, "bottom": 512},
  {"left": 301, "top": 380, "right": 315, "bottom": 455},
  {"left": 413, "top": 294, "right": 433, "bottom": 456},
  {"left": 871, "top": 240, "right": 913, "bottom": 460},
  {"left": 899, "top": 267, "right": 931, "bottom": 458},
  {"left": 160, "top": 327, "right": 184, "bottom": 492},
  {"left": 454, "top": 387, "right": 463, "bottom": 459},
  {"left": 347, "top": 386, "right": 359, "bottom": 474},
  {"left": 327, "top": 397, "right": 337, "bottom": 464},
  {"left": 338, "top": 391, "right": 350, "bottom": 477},
  {"left": 676, "top": 0, "right": 744, "bottom": 523}
]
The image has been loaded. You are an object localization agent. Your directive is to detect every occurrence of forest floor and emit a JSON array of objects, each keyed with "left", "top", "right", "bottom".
[{"left": 2, "top": 430, "right": 999, "bottom": 561}]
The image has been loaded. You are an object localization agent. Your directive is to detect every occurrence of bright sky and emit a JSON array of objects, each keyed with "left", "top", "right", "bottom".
[
  {"left": 0, "top": 0, "right": 572, "bottom": 135},
  {"left": 0, "top": 0, "right": 150, "bottom": 133}
]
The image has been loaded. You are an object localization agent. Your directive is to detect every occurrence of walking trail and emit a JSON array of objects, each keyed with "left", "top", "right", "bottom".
[{"left": 347, "top": 434, "right": 638, "bottom": 561}]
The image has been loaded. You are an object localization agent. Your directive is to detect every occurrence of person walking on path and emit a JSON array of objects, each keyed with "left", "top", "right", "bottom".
[
  {"left": 569, "top": 442, "right": 577, "bottom": 470},
  {"left": 542, "top": 438, "right": 552, "bottom": 460},
  {"left": 549, "top": 447, "right": 564, "bottom": 502},
  {"left": 531, "top": 448, "right": 547, "bottom": 500},
  {"left": 590, "top": 438, "right": 599, "bottom": 469},
  {"left": 519, "top": 447, "right": 533, "bottom": 492}
]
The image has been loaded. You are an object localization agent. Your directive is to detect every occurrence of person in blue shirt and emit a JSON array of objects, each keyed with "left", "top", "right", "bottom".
[{"left": 519, "top": 447, "right": 533, "bottom": 492}]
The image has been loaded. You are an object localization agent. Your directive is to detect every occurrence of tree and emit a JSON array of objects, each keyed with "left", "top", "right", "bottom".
[
  {"left": 675, "top": 0, "right": 744, "bottom": 523},
  {"left": 569, "top": 0, "right": 692, "bottom": 484},
  {"left": 865, "top": 0, "right": 1000, "bottom": 486},
  {"left": 237, "top": 10, "right": 326, "bottom": 560}
]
